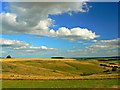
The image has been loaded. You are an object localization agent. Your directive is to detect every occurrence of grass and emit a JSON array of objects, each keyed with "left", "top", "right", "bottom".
[
  {"left": 2, "top": 79, "right": 119, "bottom": 88},
  {"left": 2, "top": 59, "right": 104, "bottom": 77},
  {"left": 1, "top": 58, "right": 119, "bottom": 80}
]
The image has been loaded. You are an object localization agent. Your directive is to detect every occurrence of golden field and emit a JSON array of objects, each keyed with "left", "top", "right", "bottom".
[{"left": 1, "top": 58, "right": 119, "bottom": 80}]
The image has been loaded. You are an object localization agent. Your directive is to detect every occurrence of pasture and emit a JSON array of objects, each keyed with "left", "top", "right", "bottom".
[{"left": 2, "top": 79, "right": 119, "bottom": 88}]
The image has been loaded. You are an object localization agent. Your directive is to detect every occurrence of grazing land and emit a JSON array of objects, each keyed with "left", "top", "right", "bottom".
[
  {"left": 2, "top": 79, "right": 119, "bottom": 88},
  {"left": 1, "top": 58, "right": 119, "bottom": 88}
]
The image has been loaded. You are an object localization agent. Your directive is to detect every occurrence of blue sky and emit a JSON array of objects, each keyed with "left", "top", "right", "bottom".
[
  {"left": 49, "top": 2, "right": 118, "bottom": 39},
  {"left": 0, "top": 2, "right": 119, "bottom": 58}
]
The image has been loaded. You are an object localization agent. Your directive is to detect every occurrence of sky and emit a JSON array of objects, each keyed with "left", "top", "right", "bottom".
[{"left": 0, "top": 1, "right": 119, "bottom": 58}]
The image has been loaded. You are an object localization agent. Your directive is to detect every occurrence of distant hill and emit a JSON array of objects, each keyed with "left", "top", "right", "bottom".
[{"left": 72, "top": 56, "right": 120, "bottom": 60}]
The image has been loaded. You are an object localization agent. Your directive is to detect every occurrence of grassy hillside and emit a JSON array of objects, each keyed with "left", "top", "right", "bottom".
[{"left": 1, "top": 58, "right": 119, "bottom": 80}]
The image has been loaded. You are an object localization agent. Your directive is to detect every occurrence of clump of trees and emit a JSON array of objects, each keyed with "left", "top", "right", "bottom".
[
  {"left": 6, "top": 55, "right": 12, "bottom": 58},
  {"left": 100, "top": 63, "right": 119, "bottom": 72},
  {"left": 51, "top": 57, "right": 64, "bottom": 59}
]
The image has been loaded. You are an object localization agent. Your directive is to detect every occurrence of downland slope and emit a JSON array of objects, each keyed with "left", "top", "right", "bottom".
[{"left": 1, "top": 58, "right": 119, "bottom": 80}]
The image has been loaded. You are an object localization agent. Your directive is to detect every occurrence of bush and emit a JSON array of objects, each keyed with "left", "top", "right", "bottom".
[{"left": 80, "top": 73, "right": 93, "bottom": 76}]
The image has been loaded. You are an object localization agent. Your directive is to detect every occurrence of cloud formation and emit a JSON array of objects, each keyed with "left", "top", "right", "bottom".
[
  {"left": 1, "top": 2, "right": 84, "bottom": 34},
  {"left": 1, "top": 38, "right": 119, "bottom": 57},
  {"left": 49, "top": 27, "right": 99, "bottom": 41},
  {"left": 66, "top": 38, "right": 120, "bottom": 57},
  {"left": 1, "top": 2, "right": 99, "bottom": 41},
  {"left": 88, "top": 38, "right": 120, "bottom": 49},
  {"left": 0, "top": 38, "right": 57, "bottom": 53}
]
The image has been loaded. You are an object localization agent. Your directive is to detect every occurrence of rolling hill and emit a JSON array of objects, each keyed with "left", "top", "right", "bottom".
[{"left": 1, "top": 58, "right": 119, "bottom": 80}]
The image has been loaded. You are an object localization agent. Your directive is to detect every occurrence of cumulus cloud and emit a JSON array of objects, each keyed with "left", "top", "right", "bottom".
[
  {"left": 1, "top": 13, "right": 28, "bottom": 34},
  {"left": 1, "top": 2, "right": 99, "bottom": 41},
  {"left": 31, "top": 18, "right": 53, "bottom": 35},
  {"left": 49, "top": 27, "right": 99, "bottom": 41},
  {"left": 1, "top": 2, "right": 84, "bottom": 34}
]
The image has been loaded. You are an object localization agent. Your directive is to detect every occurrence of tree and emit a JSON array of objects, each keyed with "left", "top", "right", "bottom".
[
  {"left": 112, "top": 66, "right": 117, "bottom": 71},
  {"left": 6, "top": 55, "right": 12, "bottom": 58}
]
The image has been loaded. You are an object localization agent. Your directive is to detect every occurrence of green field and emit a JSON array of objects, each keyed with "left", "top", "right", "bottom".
[{"left": 2, "top": 79, "right": 119, "bottom": 88}]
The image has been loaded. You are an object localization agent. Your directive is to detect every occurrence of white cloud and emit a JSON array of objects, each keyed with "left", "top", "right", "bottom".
[
  {"left": 33, "top": 18, "right": 52, "bottom": 30},
  {"left": 31, "top": 18, "right": 53, "bottom": 35},
  {"left": 0, "top": 38, "right": 29, "bottom": 47},
  {"left": 28, "top": 45, "right": 56, "bottom": 51},
  {"left": 1, "top": 2, "right": 98, "bottom": 41},
  {"left": 92, "top": 38, "right": 120, "bottom": 49},
  {"left": 92, "top": 40, "right": 97, "bottom": 42},
  {"left": 2, "top": 13, "right": 17, "bottom": 25},
  {"left": 1, "top": 38, "right": 119, "bottom": 57},
  {"left": 0, "top": 38, "right": 57, "bottom": 53},
  {"left": 1, "top": 13, "right": 28, "bottom": 34},
  {"left": 49, "top": 27, "right": 99, "bottom": 41},
  {"left": 66, "top": 38, "right": 119, "bottom": 57}
]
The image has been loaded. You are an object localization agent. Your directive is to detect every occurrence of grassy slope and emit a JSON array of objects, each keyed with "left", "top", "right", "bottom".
[
  {"left": 2, "top": 59, "right": 104, "bottom": 78},
  {"left": 1, "top": 58, "right": 119, "bottom": 80}
]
